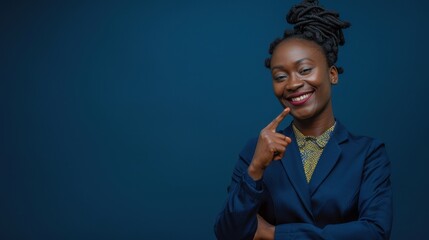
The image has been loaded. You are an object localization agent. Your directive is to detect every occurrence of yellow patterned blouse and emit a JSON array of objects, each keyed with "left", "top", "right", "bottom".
[{"left": 292, "top": 123, "right": 336, "bottom": 183}]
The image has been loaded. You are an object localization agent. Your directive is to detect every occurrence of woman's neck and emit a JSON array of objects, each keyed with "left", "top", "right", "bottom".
[{"left": 293, "top": 111, "right": 335, "bottom": 137}]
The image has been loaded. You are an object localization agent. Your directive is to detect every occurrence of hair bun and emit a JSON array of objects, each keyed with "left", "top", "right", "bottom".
[
  {"left": 265, "top": 0, "right": 350, "bottom": 73},
  {"left": 286, "top": 0, "right": 350, "bottom": 46}
]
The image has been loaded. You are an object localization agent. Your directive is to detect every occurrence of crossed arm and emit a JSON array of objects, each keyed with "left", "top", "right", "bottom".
[{"left": 214, "top": 140, "right": 392, "bottom": 240}]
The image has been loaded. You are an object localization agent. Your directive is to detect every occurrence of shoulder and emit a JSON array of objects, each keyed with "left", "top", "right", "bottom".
[
  {"left": 347, "top": 131, "right": 384, "bottom": 148},
  {"left": 335, "top": 121, "right": 387, "bottom": 158}
]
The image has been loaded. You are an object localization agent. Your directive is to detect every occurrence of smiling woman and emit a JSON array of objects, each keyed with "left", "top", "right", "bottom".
[
  {"left": 270, "top": 38, "right": 337, "bottom": 128},
  {"left": 214, "top": 0, "right": 392, "bottom": 239}
]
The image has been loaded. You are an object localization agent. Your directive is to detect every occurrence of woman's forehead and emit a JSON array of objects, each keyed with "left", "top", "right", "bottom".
[{"left": 271, "top": 38, "right": 326, "bottom": 65}]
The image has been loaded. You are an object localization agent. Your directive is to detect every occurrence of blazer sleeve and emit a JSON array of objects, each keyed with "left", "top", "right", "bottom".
[
  {"left": 274, "top": 139, "right": 393, "bottom": 240},
  {"left": 214, "top": 138, "right": 267, "bottom": 240}
]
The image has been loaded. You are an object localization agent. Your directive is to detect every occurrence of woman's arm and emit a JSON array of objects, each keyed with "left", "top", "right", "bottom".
[
  {"left": 214, "top": 143, "right": 265, "bottom": 240},
  {"left": 215, "top": 109, "right": 291, "bottom": 240}
]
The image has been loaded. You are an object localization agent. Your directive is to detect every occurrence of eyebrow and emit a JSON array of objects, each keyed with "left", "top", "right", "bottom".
[{"left": 271, "top": 58, "right": 312, "bottom": 71}]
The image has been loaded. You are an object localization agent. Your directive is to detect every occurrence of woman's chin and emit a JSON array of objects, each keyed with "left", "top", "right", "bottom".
[{"left": 290, "top": 108, "right": 316, "bottom": 121}]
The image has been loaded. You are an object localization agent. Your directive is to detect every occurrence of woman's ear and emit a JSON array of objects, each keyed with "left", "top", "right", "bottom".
[{"left": 329, "top": 66, "right": 339, "bottom": 85}]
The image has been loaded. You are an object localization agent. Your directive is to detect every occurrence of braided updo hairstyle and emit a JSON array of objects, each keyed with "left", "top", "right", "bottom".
[{"left": 265, "top": 0, "right": 350, "bottom": 74}]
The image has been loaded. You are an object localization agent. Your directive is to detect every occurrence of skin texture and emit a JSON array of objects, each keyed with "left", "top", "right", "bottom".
[
  {"left": 247, "top": 107, "right": 292, "bottom": 181},
  {"left": 270, "top": 38, "right": 338, "bottom": 136},
  {"left": 249, "top": 38, "right": 339, "bottom": 239}
]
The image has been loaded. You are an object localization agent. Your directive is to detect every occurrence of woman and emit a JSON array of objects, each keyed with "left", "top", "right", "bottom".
[{"left": 214, "top": 0, "right": 392, "bottom": 239}]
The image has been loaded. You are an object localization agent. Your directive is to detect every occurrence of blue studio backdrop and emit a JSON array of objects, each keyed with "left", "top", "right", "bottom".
[{"left": 2, "top": 0, "right": 429, "bottom": 239}]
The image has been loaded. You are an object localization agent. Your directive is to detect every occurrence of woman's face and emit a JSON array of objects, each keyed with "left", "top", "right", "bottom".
[{"left": 270, "top": 38, "right": 338, "bottom": 122}]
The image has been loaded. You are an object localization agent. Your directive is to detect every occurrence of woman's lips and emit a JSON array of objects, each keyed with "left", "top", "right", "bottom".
[{"left": 287, "top": 92, "right": 313, "bottom": 106}]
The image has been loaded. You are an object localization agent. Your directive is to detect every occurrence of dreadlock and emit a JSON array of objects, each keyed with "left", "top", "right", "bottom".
[{"left": 265, "top": 0, "right": 350, "bottom": 74}]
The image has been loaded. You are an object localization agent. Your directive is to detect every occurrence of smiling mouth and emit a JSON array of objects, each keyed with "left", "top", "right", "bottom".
[{"left": 287, "top": 92, "right": 313, "bottom": 106}]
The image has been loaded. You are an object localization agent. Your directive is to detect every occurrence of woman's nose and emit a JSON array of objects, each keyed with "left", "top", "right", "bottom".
[{"left": 285, "top": 75, "right": 304, "bottom": 91}]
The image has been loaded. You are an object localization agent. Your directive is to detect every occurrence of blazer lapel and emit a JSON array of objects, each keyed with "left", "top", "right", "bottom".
[
  {"left": 280, "top": 125, "right": 313, "bottom": 218},
  {"left": 309, "top": 121, "right": 349, "bottom": 194}
]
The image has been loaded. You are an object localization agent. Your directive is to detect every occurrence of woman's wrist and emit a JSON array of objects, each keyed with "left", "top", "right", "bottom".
[{"left": 248, "top": 162, "right": 264, "bottom": 180}]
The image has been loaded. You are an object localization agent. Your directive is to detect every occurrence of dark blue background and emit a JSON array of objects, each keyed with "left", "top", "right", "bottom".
[{"left": 1, "top": 0, "right": 428, "bottom": 239}]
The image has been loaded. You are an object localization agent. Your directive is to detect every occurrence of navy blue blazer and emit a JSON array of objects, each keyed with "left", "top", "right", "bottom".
[{"left": 214, "top": 121, "right": 392, "bottom": 240}]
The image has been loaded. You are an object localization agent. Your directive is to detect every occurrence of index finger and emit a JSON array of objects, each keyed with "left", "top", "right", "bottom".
[{"left": 266, "top": 108, "right": 290, "bottom": 131}]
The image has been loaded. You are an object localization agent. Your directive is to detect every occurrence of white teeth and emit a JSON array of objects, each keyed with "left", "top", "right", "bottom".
[{"left": 291, "top": 93, "right": 311, "bottom": 102}]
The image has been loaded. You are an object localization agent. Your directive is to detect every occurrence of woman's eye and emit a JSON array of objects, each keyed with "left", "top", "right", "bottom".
[
  {"left": 300, "top": 68, "right": 312, "bottom": 75},
  {"left": 274, "top": 74, "right": 287, "bottom": 81}
]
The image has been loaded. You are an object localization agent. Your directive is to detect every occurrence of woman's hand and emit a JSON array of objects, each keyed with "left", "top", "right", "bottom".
[
  {"left": 248, "top": 108, "right": 291, "bottom": 180},
  {"left": 253, "top": 214, "right": 275, "bottom": 240}
]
